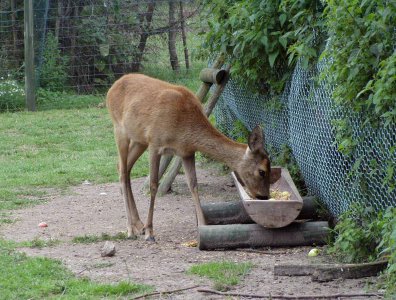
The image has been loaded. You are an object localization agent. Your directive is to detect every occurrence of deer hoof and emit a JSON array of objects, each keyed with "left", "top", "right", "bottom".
[{"left": 145, "top": 235, "right": 156, "bottom": 242}]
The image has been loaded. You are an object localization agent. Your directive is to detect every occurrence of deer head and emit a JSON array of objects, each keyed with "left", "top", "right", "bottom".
[{"left": 234, "top": 126, "right": 281, "bottom": 200}]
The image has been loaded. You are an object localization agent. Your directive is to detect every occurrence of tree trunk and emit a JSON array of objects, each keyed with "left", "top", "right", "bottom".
[
  {"left": 69, "top": 2, "right": 78, "bottom": 86},
  {"left": 55, "top": 0, "right": 63, "bottom": 42},
  {"left": 179, "top": 1, "right": 189, "bottom": 69},
  {"left": 10, "top": 0, "right": 17, "bottom": 54},
  {"left": 131, "top": 1, "right": 156, "bottom": 72},
  {"left": 168, "top": 1, "right": 179, "bottom": 71}
]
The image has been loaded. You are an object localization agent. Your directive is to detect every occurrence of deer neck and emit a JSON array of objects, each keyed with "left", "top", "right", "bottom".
[{"left": 194, "top": 129, "right": 247, "bottom": 171}]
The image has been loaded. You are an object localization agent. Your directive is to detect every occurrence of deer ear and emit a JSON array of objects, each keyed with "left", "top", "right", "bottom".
[{"left": 248, "top": 125, "right": 265, "bottom": 154}]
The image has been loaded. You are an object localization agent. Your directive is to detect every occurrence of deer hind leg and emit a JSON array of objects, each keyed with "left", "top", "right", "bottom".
[
  {"left": 182, "top": 155, "right": 207, "bottom": 226},
  {"left": 115, "top": 132, "right": 147, "bottom": 237},
  {"left": 145, "top": 147, "right": 161, "bottom": 242}
]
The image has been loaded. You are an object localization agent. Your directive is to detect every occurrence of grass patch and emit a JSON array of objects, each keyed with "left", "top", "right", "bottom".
[
  {"left": 187, "top": 261, "right": 253, "bottom": 291},
  {"left": 18, "top": 238, "right": 62, "bottom": 249},
  {"left": 0, "top": 239, "right": 153, "bottom": 300},
  {"left": 0, "top": 107, "right": 149, "bottom": 211},
  {"left": 0, "top": 212, "right": 14, "bottom": 225},
  {"left": 72, "top": 232, "right": 130, "bottom": 244}
]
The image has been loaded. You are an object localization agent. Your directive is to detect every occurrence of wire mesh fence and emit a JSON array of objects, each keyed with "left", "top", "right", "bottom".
[
  {"left": 214, "top": 58, "right": 396, "bottom": 217},
  {"left": 0, "top": 0, "right": 203, "bottom": 111}
]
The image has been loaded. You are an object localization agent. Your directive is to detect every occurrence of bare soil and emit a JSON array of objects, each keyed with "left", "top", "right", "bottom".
[{"left": 0, "top": 163, "right": 380, "bottom": 299}]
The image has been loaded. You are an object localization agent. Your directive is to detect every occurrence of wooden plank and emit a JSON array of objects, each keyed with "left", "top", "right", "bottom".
[
  {"left": 198, "top": 221, "right": 329, "bottom": 250},
  {"left": 312, "top": 260, "right": 388, "bottom": 282},
  {"left": 274, "top": 260, "right": 388, "bottom": 281}
]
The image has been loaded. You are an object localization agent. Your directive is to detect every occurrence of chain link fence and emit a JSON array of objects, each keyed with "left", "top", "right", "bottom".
[{"left": 214, "top": 58, "right": 396, "bottom": 217}]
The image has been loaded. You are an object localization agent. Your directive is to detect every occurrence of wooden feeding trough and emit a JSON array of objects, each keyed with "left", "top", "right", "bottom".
[
  {"left": 232, "top": 167, "right": 303, "bottom": 228},
  {"left": 198, "top": 167, "right": 329, "bottom": 250}
]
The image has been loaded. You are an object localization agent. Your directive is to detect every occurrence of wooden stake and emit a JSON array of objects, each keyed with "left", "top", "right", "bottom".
[{"left": 24, "top": 0, "right": 36, "bottom": 111}]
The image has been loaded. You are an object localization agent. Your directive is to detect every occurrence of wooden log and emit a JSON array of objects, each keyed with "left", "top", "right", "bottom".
[
  {"left": 202, "top": 196, "right": 321, "bottom": 225},
  {"left": 202, "top": 201, "right": 252, "bottom": 225},
  {"left": 195, "top": 55, "right": 225, "bottom": 104},
  {"left": 204, "top": 65, "right": 231, "bottom": 116},
  {"left": 312, "top": 260, "right": 388, "bottom": 282},
  {"left": 274, "top": 260, "right": 388, "bottom": 282},
  {"left": 199, "top": 68, "right": 226, "bottom": 84},
  {"left": 274, "top": 263, "right": 324, "bottom": 276},
  {"left": 198, "top": 221, "right": 329, "bottom": 250},
  {"left": 157, "top": 156, "right": 183, "bottom": 196}
]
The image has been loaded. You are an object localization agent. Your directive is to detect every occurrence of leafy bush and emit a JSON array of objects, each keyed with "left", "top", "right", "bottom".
[
  {"left": 0, "top": 77, "right": 25, "bottom": 112},
  {"left": 322, "top": 0, "right": 396, "bottom": 133},
  {"left": 329, "top": 205, "right": 396, "bottom": 297},
  {"left": 39, "top": 32, "right": 69, "bottom": 91},
  {"left": 201, "top": 0, "right": 325, "bottom": 94}
]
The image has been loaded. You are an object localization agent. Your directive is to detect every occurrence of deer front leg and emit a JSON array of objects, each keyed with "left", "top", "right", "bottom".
[
  {"left": 182, "top": 155, "right": 207, "bottom": 226},
  {"left": 117, "top": 136, "right": 147, "bottom": 237},
  {"left": 145, "top": 148, "right": 161, "bottom": 242}
]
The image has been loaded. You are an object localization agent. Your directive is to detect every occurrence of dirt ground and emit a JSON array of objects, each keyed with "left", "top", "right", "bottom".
[{"left": 1, "top": 163, "right": 381, "bottom": 299}]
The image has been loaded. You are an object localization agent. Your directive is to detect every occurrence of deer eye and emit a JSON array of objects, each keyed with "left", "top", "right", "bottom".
[{"left": 259, "top": 170, "right": 266, "bottom": 177}]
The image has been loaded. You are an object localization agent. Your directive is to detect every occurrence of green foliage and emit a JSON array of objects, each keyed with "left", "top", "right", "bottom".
[
  {"left": 188, "top": 261, "right": 253, "bottom": 291},
  {"left": 328, "top": 204, "right": 381, "bottom": 263},
  {"left": 0, "top": 77, "right": 25, "bottom": 112},
  {"left": 329, "top": 205, "right": 396, "bottom": 297},
  {"left": 322, "top": 0, "right": 395, "bottom": 128},
  {"left": 229, "top": 120, "right": 249, "bottom": 143},
  {"left": 201, "top": 0, "right": 325, "bottom": 94},
  {"left": 377, "top": 207, "right": 396, "bottom": 296},
  {"left": 37, "top": 89, "right": 104, "bottom": 110},
  {"left": 39, "top": 32, "right": 69, "bottom": 91},
  {"left": 0, "top": 239, "right": 152, "bottom": 299}
]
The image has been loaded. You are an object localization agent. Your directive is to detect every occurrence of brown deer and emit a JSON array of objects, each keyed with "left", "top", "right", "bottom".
[{"left": 106, "top": 74, "right": 281, "bottom": 241}]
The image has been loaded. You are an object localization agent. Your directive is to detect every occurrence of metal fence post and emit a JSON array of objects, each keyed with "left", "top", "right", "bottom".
[{"left": 24, "top": 0, "right": 36, "bottom": 111}]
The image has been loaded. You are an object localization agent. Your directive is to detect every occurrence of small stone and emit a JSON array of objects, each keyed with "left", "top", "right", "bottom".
[{"left": 101, "top": 241, "right": 116, "bottom": 257}]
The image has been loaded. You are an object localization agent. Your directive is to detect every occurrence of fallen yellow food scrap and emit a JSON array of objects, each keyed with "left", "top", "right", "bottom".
[
  {"left": 181, "top": 240, "right": 198, "bottom": 247},
  {"left": 269, "top": 189, "right": 291, "bottom": 200}
]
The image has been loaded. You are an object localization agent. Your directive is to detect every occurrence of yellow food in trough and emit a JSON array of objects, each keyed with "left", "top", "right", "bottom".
[{"left": 269, "top": 189, "right": 291, "bottom": 200}]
